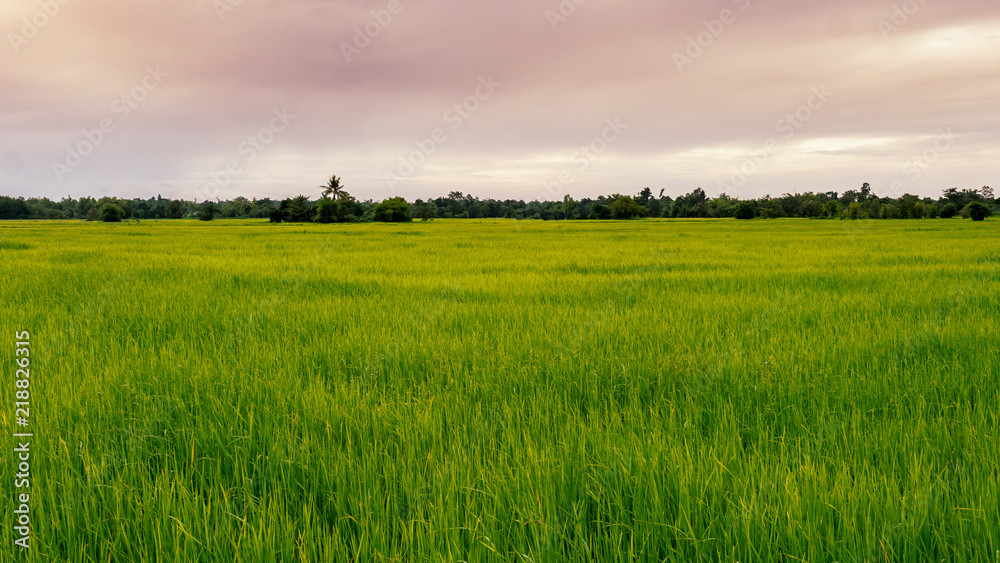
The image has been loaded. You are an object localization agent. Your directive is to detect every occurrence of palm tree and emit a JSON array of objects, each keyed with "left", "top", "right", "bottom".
[{"left": 320, "top": 175, "right": 349, "bottom": 201}]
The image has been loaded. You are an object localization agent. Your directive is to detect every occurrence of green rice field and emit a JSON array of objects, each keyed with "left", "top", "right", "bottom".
[{"left": 1, "top": 218, "right": 998, "bottom": 562}]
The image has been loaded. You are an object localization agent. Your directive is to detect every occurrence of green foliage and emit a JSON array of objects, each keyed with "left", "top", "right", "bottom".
[
  {"left": 372, "top": 197, "right": 413, "bottom": 222},
  {"left": 198, "top": 201, "right": 217, "bottom": 221},
  {"left": 561, "top": 194, "right": 578, "bottom": 219},
  {"left": 0, "top": 195, "right": 31, "bottom": 219},
  {"left": 636, "top": 187, "right": 653, "bottom": 209},
  {"left": 609, "top": 196, "right": 646, "bottom": 219},
  {"left": 415, "top": 204, "right": 436, "bottom": 221},
  {"left": 965, "top": 201, "right": 990, "bottom": 221},
  {"left": 941, "top": 187, "right": 983, "bottom": 211},
  {"left": 339, "top": 197, "right": 365, "bottom": 222},
  {"left": 314, "top": 198, "right": 338, "bottom": 224},
  {"left": 940, "top": 203, "right": 959, "bottom": 219},
  {"left": 709, "top": 194, "right": 737, "bottom": 218},
  {"left": 758, "top": 199, "right": 784, "bottom": 219},
  {"left": 319, "top": 175, "right": 348, "bottom": 201},
  {"left": 97, "top": 203, "right": 125, "bottom": 222},
  {"left": 733, "top": 201, "right": 756, "bottom": 220},
  {"left": 589, "top": 203, "right": 612, "bottom": 220},
  {"left": 799, "top": 197, "right": 822, "bottom": 218},
  {"left": 280, "top": 195, "right": 313, "bottom": 223},
  {"left": 821, "top": 200, "right": 841, "bottom": 219},
  {"left": 2, "top": 185, "right": 997, "bottom": 224}
]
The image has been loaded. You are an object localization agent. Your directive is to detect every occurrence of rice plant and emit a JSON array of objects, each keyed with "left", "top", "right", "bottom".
[{"left": 0, "top": 218, "right": 997, "bottom": 562}]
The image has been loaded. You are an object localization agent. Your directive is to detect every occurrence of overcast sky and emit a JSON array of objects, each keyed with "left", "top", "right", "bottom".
[{"left": 1, "top": 0, "right": 998, "bottom": 202}]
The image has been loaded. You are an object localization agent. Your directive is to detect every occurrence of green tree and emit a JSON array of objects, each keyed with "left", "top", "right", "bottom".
[
  {"left": 589, "top": 203, "right": 611, "bottom": 220},
  {"left": 198, "top": 201, "right": 217, "bottom": 221},
  {"left": 733, "top": 201, "right": 755, "bottom": 220},
  {"left": 281, "top": 196, "right": 312, "bottom": 222},
  {"left": 899, "top": 194, "right": 922, "bottom": 219},
  {"left": 965, "top": 201, "right": 990, "bottom": 222},
  {"left": 800, "top": 197, "right": 822, "bottom": 218},
  {"left": 0, "top": 196, "right": 31, "bottom": 220},
  {"left": 372, "top": 197, "right": 412, "bottom": 222},
  {"left": 636, "top": 187, "right": 653, "bottom": 210},
  {"left": 165, "top": 199, "right": 185, "bottom": 219},
  {"left": 98, "top": 203, "right": 125, "bottom": 222},
  {"left": 940, "top": 203, "right": 958, "bottom": 218},
  {"left": 337, "top": 196, "right": 365, "bottom": 222},
  {"left": 759, "top": 198, "right": 784, "bottom": 219},
  {"left": 415, "top": 204, "right": 436, "bottom": 221},
  {"left": 320, "top": 175, "right": 348, "bottom": 201},
  {"left": 314, "top": 198, "right": 338, "bottom": 224},
  {"left": 561, "top": 195, "right": 578, "bottom": 219},
  {"left": 609, "top": 196, "right": 646, "bottom": 219}
]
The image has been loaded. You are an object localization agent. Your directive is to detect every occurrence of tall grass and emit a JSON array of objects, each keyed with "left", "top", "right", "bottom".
[{"left": 1, "top": 218, "right": 997, "bottom": 562}]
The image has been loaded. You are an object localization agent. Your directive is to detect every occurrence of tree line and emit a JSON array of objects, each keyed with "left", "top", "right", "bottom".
[{"left": 1, "top": 182, "right": 995, "bottom": 222}]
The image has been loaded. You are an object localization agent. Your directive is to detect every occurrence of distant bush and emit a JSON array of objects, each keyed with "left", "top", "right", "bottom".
[
  {"left": 609, "top": 196, "right": 646, "bottom": 219},
  {"left": 965, "top": 201, "right": 990, "bottom": 222},
  {"left": 589, "top": 203, "right": 611, "bottom": 220},
  {"left": 281, "top": 196, "right": 313, "bottom": 223},
  {"left": 314, "top": 199, "right": 338, "bottom": 224},
  {"left": 198, "top": 202, "right": 217, "bottom": 221},
  {"left": 4, "top": 185, "right": 992, "bottom": 224},
  {"left": 0, "top": 196, "right": 31, "bottom": 220},
  {"left": 98, "top": 203, "right": 124, "bottom": 222},
  {"left": 415, "top": 204, "right": 436, "bottom": 221},
  {"left": 372, "top": 197, "right": 412, "bottom": 222},
  {"left": 733, "top": 201, "right": 755, "bottom": 220}
]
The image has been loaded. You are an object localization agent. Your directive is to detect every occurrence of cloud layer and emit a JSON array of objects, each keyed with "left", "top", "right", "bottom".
[{"left": 2, "top": 0, "right": 998, "bottom": 201}]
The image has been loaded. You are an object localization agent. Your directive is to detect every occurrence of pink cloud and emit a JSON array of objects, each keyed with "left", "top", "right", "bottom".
[{"left": 1, "top": 0, "right": 997, "bottom": 200}]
